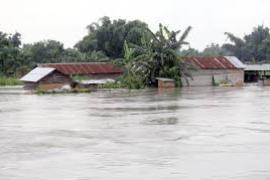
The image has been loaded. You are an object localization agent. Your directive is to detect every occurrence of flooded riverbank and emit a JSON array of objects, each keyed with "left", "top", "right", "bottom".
[{"left": 1, "top": 86, "right": 270, "bottom": 180}]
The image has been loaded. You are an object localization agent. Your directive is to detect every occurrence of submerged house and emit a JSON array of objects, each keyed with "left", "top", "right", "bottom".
[
  {"left": 182, "top": 56, "right": 245, "bottom": 86},
  {"left": 21, "top": 63, "right": 124, "bottom": 90},
  {"left": 20, "top": 67, "right": 72, "bottom": 90},
  {"left": 39, "top": 63, "right": 123, "bottom": 79},
  {"left": 244, "top": 64, "right": 270, "bottom": 85}
]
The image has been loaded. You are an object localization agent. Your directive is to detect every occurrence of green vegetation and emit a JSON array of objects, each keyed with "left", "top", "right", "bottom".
[
  {"left": 118, "top": 24, "right": 193, "bottom": 88},
  {"left": 0, "top": 77, "right": 22, "bottom": 86},
  {"left": 99, "top": 76, "right": 145, "bottom": 89},
  {"left": 179, "top": 44, "right": 229, "bottom": 57},
  {"left": 36, "top": 87, "right": 91, "bottom": 94},
  {"left": 75, "top": 16, "right": 149, "bottom": 59},
  {"left": 211, "top": 76, "right": 220, "bottom": 86},
  {"left": 178, "top": 25, "right": 270, "bottom": 62},
  {"left": 222, "top": 26, "right": 270, "bottom": 62},
  {"left": 0, "top": 32, "right": 21, "bottom": 76},
  {"left": 2, "top": 16, "right": 270, "bottom": 88}
]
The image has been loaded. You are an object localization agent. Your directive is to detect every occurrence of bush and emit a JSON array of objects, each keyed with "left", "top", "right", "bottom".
[
  {"left": 0, "top": 77, "right": 22, "bottom": 86},
  {"left": 121, "top": 75, "right": 145, "bottom": 89},
  {"left": 16, "top": 66, "right": 30, "bottom": 78},
  {"left": 159, "top": 67, "right": 182, "bottom": 87},
  {"left": 99, "top": 74, "right": 145, "bottom": 89}
]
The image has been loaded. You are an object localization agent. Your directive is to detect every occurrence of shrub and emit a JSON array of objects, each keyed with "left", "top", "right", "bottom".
[
  {"left": 99, "top": 74, "right": 145, "bottom": 89},
  {"left": 0, "top": 77, "right": 22, "bottom": 86}
]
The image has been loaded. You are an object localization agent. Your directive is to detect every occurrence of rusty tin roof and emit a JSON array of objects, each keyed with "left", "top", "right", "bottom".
[
  {"left": 184, "top": 56, "right": 243, "bottom": 69},
  {"left": 39, "top": 63, "right": 123, "bottom": 75}
]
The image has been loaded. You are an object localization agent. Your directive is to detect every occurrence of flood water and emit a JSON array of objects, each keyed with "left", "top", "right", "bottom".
[{"left": 1, "top": 86, "right": 270, "bottom": 180}]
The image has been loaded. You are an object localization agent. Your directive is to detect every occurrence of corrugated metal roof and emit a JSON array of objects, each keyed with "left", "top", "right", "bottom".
[
  {"left": 39, "top": 63, "right": 123, "bottom": 75},
  {"left": 184, "top": 56, "right": 241, "bottom": 69},
  {"left": 245, "top": 64, "right": 270, "bottom": 71},
  {"left": 20, "top": 67, "right": 55, "bottom": 82},
  {"left": 225, "top": 56, "right": 246, "bottom": 69}
]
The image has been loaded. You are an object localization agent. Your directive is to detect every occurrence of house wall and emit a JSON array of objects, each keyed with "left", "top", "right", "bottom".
[
  {"left": 75, "top": 73, "right": 123, "bottom": 80},
  {"left": 23, "top": 82, "right": 38, "bottom": 90},
  {"left": 39, "top": 71, "right": 71, "bottom": 84},
  {"left": 23, "top": 71, "right": 72, "bottom": 90},
  {"left": 182, "top": 69, "right": 244, "bottom": 87},
  {"left": 263, "top": 79, "right": 270, "bottom": 86},
  {"left": 38, "top": 71, "right": 71, "bottom": 90}
]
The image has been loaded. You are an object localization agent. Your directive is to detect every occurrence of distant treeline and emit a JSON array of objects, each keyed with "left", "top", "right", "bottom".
[{"left": 1, "top": 16, "right": 270, "bottom": 77}]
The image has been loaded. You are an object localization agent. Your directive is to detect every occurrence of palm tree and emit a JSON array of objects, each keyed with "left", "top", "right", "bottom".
[
  {"left": 222, "top": 32, "right": 246, "bottom": 60},
  {"left": 127, "top": 24, "right": 193, "bottom": 86}
]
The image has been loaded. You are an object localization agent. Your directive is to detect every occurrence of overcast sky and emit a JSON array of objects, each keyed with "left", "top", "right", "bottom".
[{"left": 1, "top": 0, "right": 269, "bottom": 50}]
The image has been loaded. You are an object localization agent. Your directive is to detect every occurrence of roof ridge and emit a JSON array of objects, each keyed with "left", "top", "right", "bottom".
[
  {"left": 184, "top": 56, "right": 240, "bottom": 69},
  {"left": 38, "top": 63, "right": 123, "bottom": 75},
  {"left": 38, "top": 62, "right": 108, "bottom": 65}
]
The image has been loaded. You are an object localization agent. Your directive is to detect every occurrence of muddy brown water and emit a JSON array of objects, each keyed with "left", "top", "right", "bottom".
[{"left": 1, "top": 86, "right": 270, "bottom": 180}]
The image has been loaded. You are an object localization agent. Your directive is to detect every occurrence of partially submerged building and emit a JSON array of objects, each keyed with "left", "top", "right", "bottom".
[
  {"left": 39, "top": 63, "right": 123, "bottom": 79},
  {"left": 156, "top": 78, "right": 175, "bottom": 88},
  {"left": 244, "top": 64, "right": 270, "bottom": 85},
  {"left": 183, "top": 56, "right": 245, "bottom": 86},
  {"left": 20, "top": 67, "right": 72, "bottom": 90},
  {"left": 21, "top": 63, "right": 124, "bottom": 90}
]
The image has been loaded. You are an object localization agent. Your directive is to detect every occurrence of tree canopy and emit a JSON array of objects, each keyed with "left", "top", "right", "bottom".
[
  {"left": 1, "top": 17, "right": 270, "bottom": 79},
  {"left": 178, "top": 43, "right": 229, "bottom": 57},
  {"left": 75, "top": 16, "right": 150, "bottom": 59},
  {"left": 222, "top": 25, "right": 270, "bottom": 62},
  {"left": 121, "top": 24, "right": 193, "bottom": 87},
  {"left": 0, "top": 32, "right": 21, "bottom": 76}
]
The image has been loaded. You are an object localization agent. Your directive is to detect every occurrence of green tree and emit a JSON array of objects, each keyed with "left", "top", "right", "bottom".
[
  {"left": 60, "top": 48, "right": 88, "bottom": 62},
  {"left": 125, "top": 24, "right": 193, "bottom": 87},
  {"left": 178, "top": 47, "right": 200, "bottom": 56},
  {"left": 75, "top": 16, "right": 149, "bottom": 59},
  {"left": 21, "top": 40, "right": 91, "bottom": 67},
  {"left": 201, "top": 43, "right": 229, "bottom": 57},
  {"left": 21, "top": 40, "right": 65, "bottom": 65},
  {"left": 0, "top": 32, "right": 21, "bottom": 76},
  {"left": 223, "top": 25, "right": 270, "bottom": 62}
]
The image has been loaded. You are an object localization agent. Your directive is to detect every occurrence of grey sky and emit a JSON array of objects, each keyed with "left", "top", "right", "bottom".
[{"left": 1, "top": 0, "right": 269, "bottom": 50}]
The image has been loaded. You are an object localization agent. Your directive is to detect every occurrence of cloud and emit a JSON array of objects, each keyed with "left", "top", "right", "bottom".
[{"left": 0, "top": 0, "right": 269, "bottom": 50}]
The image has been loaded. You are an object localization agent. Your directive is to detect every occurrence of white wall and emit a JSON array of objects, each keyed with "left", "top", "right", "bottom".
[{"left": 182, "top": 69, "right": 244, "bottom": 86}]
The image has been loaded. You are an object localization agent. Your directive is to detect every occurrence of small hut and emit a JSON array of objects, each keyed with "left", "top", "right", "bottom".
[
  {"left": 244, "top": 64, "right": 270, "bottom": 85},
  {"left": 20, "top": 67, "right": 72, "bottom": 90},
  {"left": 183, "top": 56, "right": 245, "bottom": 86},
  {"left": 156, "top": 78, "right": 176, "bottom": 88}
]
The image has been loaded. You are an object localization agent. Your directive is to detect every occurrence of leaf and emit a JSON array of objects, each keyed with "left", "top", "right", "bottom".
[{"left": 179, "top": 26, "right": 192, "bottom": 43}]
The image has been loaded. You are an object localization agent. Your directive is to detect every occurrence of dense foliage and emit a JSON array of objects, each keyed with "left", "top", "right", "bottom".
[
  {"left": 21, "top": 40, "right": 87, "bottom": 66},
  {"left": 178, "top": 25, "right": 270, "bottom": 62},
  {"left": 1, "top": 16, "right": 270, "bottom": 83},
  {"left": 179, "top": 44, "right": 229, "bottom": 57},
  {"left": 75, "top": 16, "right": 149, "bottom": 59},
  {"left": 119, "top": 24, "right": 193, "bottom": 88},
  {"left": 0, "top": 17, "right": 151, "bottom": 77},
  {"left": 0, "top": 37, "right": 87, "bottom": 77},
  {"left": 0, "top": 32, "right": 21, "bottom": 76},
  {"left": 222, "top": 26, "right": 270, "bottom": 62}
]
